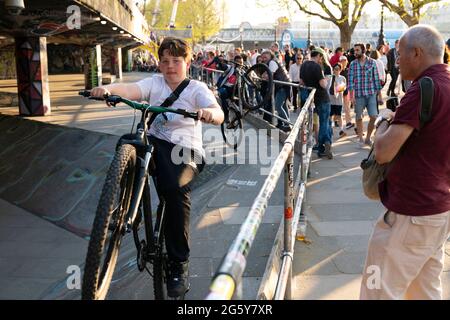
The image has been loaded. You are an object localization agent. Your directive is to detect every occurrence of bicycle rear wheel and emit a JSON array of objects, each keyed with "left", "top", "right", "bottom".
[
  {"left": 82, "top": 144, "right": 136, "bottom": 300},
  {"left": 221, "top": 103, "right": 243, "bottom": 150},
  {"left": 240, "top": 63, "right": 273, "bottom": 111}
]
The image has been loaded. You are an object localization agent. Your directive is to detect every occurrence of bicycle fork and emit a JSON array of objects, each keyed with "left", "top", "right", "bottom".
[{"left": 124, "top": 148, "right": 153, "bottom": 234}]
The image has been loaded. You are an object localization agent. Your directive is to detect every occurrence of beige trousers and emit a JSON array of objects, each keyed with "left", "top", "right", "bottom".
[{"left": 360, "top": 209, "right": 450, "bottom": 300}]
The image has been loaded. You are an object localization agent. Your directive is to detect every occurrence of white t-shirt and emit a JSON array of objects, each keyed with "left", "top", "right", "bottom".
[
  {"left": 374, "top": 58, "right": 386, "bottom": 83},
  {"left": 289, "top": 63, "right": 301, "bottom": 82},
  {"left": 136, "top": 74, "right": 218, "bottom": 157},
  {"left": 268, "top": 60, "right": 279, "bottom": 73},
  {"left": 326, "top": 74, "right": 346, "bottom": 106}
]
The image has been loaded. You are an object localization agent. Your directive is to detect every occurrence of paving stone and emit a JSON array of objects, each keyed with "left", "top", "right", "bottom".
[
  {"left": 310, "top": 221, "right": 374, "bottom": 237},
  {"left": 292, "top": 274, "right": 362, "bottom": 300}
]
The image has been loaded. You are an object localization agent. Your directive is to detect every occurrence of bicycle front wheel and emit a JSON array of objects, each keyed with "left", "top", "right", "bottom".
[
  {"left": 82, "top": 144, "right": 136, "bottom": 300},
  {"left": 153, "top": 202, "right": 169, "bottom": 300},
  {"left": 240, "top": 63, "right": 273, "bottom": 111}
]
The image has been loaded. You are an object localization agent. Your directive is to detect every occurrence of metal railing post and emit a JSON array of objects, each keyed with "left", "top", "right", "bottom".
[
  {"left": 283, "top": 149, "right": 294, "bottom": 299},
  {"left": 271, "top": 81, "right": 276, "bottom": 126}
]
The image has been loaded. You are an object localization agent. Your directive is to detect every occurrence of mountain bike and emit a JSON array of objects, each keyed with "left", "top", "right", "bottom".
[
  {"left": 217, "top": 62, "right": 273, "bottom": 149},
  {"left": 78, "top": 90, "right": 199, "bottom": 300}
]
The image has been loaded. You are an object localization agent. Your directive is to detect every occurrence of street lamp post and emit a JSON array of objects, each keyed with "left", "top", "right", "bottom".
[
  {"left": 378, "top": 4, "right": 386, "bottom": 47},
  {"left": 239, "top": 24, "right": 244, "bottom": 50},
  {"left": 307, "top": 15, "right": 311, "bottom": 48}
]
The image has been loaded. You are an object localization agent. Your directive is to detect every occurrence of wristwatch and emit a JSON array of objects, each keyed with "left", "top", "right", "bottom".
[{"left": 375, "top": 115, "right": 392, "bottom": 129}]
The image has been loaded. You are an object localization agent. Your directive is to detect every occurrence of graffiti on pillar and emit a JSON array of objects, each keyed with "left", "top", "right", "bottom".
[
  {"left": 89, "top": 47, "right": 98, "bottom": 88},
  {"left": 15, "top": 37, "right": 50, "bottom": 116},
  {"left": 0, "top": 46, "right": 16, "bottom": 80}
]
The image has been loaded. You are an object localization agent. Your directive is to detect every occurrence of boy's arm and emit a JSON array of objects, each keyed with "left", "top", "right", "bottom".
[{"left": 90, "top": 83, "right": 142, "bottom": 101}]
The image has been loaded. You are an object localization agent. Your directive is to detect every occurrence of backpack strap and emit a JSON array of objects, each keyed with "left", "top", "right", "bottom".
[
  {"left": 418, "top": 76, "right": 434, "bottom": 129},
  {"left": 149, "top": 78, "right": 190, "bottom": 125}
]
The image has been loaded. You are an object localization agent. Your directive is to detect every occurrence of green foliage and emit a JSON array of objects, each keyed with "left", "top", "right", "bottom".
[
  {"left": 145, "top": 0, "right": 221, "bottom": 43},
  {"left": 380, "top": 0, "right": 445, "bottom": 26}
]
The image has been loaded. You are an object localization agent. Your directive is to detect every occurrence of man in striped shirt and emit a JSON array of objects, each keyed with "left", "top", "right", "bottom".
[{"left": 348, "top": 43, "right": 382, "bottom": 147}]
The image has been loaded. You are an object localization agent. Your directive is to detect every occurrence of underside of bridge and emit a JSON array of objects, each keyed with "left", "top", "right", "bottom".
[{"left": 0, "top": 0, "right": 150, "bottom": 115}]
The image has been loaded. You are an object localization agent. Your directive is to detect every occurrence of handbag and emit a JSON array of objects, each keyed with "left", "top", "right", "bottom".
[
  {"left": 360, "top": 76, "right": 434, "bottom": 200},
  {"left": 386, "top": 96, "right": 399, "bottom": 112}
]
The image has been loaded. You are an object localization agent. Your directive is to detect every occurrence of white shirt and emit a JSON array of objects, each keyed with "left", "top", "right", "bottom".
[
  {"left": 136, "top": 74, "right": 218, "bottom": 157},
  {"left": 250, "top": 53, "right": 259, "bottom": 66},
  {"left": 374, "top": 58, "right": 386, "bottom": 82},
  {"left": 289, "top": 63, "right": 301, "bottom": 82},
  {"left": 268, "top": 60, "right": 279, "bottom": 73},
  {"left": 326, "top": 74, "right": 346, "bottom": 106}
]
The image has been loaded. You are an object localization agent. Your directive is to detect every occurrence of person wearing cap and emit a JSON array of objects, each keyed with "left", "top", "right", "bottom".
[{"left": 300, "top": 47, "right": 333, "bottom": 159}]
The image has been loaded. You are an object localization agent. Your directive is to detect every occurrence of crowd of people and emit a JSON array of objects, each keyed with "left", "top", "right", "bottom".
[{"left": 187, "top": 40, "right": 407, "bottom": 158}]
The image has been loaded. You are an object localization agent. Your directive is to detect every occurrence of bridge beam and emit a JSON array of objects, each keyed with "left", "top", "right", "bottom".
[{"left": 14, "top": 37, "right": 51, "bottom": 116}]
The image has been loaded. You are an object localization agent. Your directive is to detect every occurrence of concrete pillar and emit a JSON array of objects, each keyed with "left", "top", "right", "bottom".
[
  {"left": 14, "top": 37, "right": 51, "bottom": 116},
  {"left": 84, "top": 45, "right": 102, "bottom": 89},
  {"left": 109, "top": 47, "right": 122, "bottom": 84},
  {"left": 117, "top": 47, "right": 122, "bottom": 80},
  {"left": 127, "top": 49, "right": 133, "bottom": 72},
  {"left": 96, "top": 44, "right": 102, "bottom": 86}
]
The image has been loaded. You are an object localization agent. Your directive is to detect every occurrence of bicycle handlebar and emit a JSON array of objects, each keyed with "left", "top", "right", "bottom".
[{"left": 78, "top": 90, "right": 199, "bottom": 120}]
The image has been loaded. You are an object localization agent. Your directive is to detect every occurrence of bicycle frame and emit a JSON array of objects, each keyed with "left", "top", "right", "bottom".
[{"left": 114, "top": 108, "right": 165, "bottom": 266}]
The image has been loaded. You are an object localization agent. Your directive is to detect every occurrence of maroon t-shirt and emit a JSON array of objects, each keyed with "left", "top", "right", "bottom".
[{"left": 379, "top": 64, "right": 450, "bottom": 216}]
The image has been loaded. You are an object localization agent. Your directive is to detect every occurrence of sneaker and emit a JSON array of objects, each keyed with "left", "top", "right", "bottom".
[
  {"left": 345, "top": 122, "right": 354, "bottom": 130},
  {"left": 358, "top": 139, "right": 365, "bottom": 149},
  {"left": 339, "top": 130, "right": 347, "bottom": 138},
  {"left": 364, "top": 139, "right": 373, "bottom": 147},
  {"left": 324, "top": 142, "right": 333, "bottom": 159},
  {"left": 167, "top": 261, "right": 190, "bottom": 298},
  {"left": 312, "top": 144, "right": 319, "bottom": 151}
]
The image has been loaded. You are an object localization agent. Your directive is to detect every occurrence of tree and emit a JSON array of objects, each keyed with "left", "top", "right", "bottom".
[
  {"left": 379, "top": 0, "right": 445, "bottom": 26},
  {"left": 291, "top": 0, "right": 371, "bottom": 50},
  {"left": 145, "top": 0, "right": 221, "bottom": 45}
]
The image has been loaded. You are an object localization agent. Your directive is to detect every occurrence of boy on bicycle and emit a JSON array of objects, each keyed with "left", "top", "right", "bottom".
[{"left": 90, "top": 37, "right": 224, "bottom": 298}]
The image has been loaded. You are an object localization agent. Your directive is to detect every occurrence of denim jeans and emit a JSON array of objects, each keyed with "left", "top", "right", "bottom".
[
  {"left": 275, "top": 86, "right": 290, "bottom": 127},
  {"left": 316, "top": 101, "right": 333, "bottom": 153}
]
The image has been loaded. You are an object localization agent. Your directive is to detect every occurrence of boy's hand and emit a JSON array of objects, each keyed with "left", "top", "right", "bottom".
[
  {"left": 90, "top": 87, "right": 113, "bottom": 106},
  {"left": 90, "top": 87, "right": 110, "bottom": 98},
  {"left": 197, "top": 109, "right": 215, "bottom": 124}
]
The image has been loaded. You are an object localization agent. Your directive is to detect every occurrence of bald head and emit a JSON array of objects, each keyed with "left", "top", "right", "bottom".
[{"left": 400, "top": 24, "right": 444, "bottom": 59}]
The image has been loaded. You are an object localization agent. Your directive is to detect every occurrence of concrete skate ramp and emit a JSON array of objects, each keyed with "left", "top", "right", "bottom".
[{"left": 0, "top": 114, "right": 117, "bottom": 238}]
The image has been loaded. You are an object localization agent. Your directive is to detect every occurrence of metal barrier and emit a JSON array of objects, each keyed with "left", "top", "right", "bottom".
[{"left": 205, "top": 86, "right": 316, "bottom": 300}]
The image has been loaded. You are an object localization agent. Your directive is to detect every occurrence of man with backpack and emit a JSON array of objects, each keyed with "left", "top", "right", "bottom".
[{"left": 360, "top": 25, "right": 450, "bottom": 300}]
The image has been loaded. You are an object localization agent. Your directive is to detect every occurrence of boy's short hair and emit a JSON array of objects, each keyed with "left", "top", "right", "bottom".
[{"left": 158, "top": 37, "right": 192, "bottom": 61}]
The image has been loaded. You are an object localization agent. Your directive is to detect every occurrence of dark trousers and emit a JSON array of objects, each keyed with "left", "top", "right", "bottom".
[
  {"left": 149, "top": 137, "right": 204, "bottom": 263},
  {"left": 291, "top": 82, "right": 299, "bottom": 109},
  {"left": 387, "top": 68, "right": 399, "bottom": 96}
]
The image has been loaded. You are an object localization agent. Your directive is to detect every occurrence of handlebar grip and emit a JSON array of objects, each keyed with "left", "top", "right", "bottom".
[
  {"left": 89, "top": 96, "right": 106, "bottom": 101},
  {"left": 79, "top": 90, "right": 91, "bottom": 97}
]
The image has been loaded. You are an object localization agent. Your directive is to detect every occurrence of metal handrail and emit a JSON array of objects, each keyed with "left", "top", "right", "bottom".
[{"left": 205, "top": 87, "right": 316, "bottom": 300}]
